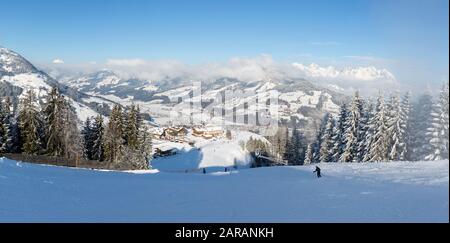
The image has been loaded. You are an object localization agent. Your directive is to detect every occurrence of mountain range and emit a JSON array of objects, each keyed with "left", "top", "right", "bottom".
[{"left": 1, "top": 46, "right": 348, "bottom": 137}]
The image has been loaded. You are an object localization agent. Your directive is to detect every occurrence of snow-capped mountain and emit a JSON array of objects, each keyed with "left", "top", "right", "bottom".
[{"left": 0, "top": 47, "right": 115, "bottom": 121}]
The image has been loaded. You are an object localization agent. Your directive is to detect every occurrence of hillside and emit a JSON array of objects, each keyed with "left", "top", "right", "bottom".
[{"left": 0, "top": 157, "right": 447, "bottom": 222}]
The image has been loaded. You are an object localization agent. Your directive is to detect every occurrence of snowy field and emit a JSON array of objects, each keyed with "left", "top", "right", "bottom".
[{"left": 0, "top": 157, "right": 448, "bottom": 223}]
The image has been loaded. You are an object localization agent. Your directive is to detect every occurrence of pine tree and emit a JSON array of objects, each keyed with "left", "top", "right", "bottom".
[
  {"left": 397, "top": 92, "right": 411, "bottom": 161},
  {"left": 137, "top": 124, "right": 153, "bottom": 169},
  {"left": 43, "top": 87, "right": 65, "bottom": 156},
  {"left": 340, "top": 91, "right": 363, "bottom": 162},
  {"left": 439, "top": 84, "right": 449, "bottom": 159},
  {"left": 409, "top": 94, "right": 434, "bottom": 161},
  {"left": 272, "top": 126, "right": 288, "bottom": 160},
  {"left": 367, "top": 94, "right": 389, "bottom": 162},
  {"left": 362, "top": 99, "right": 377, "bottom": 162},
  {"left": 287, "top": 127, "right": 305, "bottom": 165},
  {"left": 18, "top": 90, "right": 42, "bottom": 155},
  {"left": 82, "top": 117, "right": 95, "bottom": 160},
  {"left": 387, "top": 94, "right": 402, "bottom": 161},
  {"left": 424, "top": 90, "right": 448, "bottom": 161},
  {"left": 331, "top": 104, "right": 348, "bottom": 162},
  {"left": 358, "top": 99, "right": 373, "bottom": 162},
  {"left": 125, "top": 104, "right": 140, "bottom": 148},
  {"left": 61, "top": 99, "right": 82, "bottom": 161},
  {"left": 0, "top": 99, "right": 12, "bottom": 153},
  {"left": 313, "top": 113, "right": 331, "bottom": 162},
  {"left": 104, "top": 104, "right": 125, "bottom": 166},
  {"left": 319, "top": 114, "right": 335, "bottom": 162},
  {"left": 91, "top": 115, "right": 105, "bottom": 161},
  {"left": 304, "top": 144, "right": 313, "bottom": 165}
]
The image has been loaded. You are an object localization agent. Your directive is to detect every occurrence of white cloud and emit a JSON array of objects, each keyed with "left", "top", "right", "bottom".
[
  {"left": 291, "top": 62, "right": 399, "bottom": 95},
  {"left": 42, "top": 54, "right": 402, "bottom": 96},
  {"left": 52, "top": 59, "right": 64, "bottom": 64}
]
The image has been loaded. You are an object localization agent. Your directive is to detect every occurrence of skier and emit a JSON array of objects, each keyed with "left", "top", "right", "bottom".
[{"left": 313, "top": 166, "right": 322, "bottom": 178}]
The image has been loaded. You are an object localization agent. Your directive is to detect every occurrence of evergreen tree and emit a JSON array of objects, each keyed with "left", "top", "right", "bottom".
[
  {"left": 331, "top": 104, "right": 348, "bottom": 162},
  {"left": 397, "top": 92, "right": 411, "bottom": 161},
  {"left": 43, "top": 87, "right": 65, "bottom": 156},
  {"left": 367, "top": 94, "right": 389, "bottom": 162},
  {"left": 287, "top": 127, "right": 305, "bottom": 165},
  {"left": 439, "top": 84, "right": 449, "bottom": 159},
  {"left": 0, "top": 99, "right": 12, "bottom": 153},
  {"left": 125, "top": 104, "right": 140, "bottom": 148},
  {"left": 358, "top": 99, "right": 373, "bottom": 162},
  {"left": 91, "top": 115, "right": 105, "bottom": 161},
  {"left": 61, "top": 99, "right": 82, "bottom": 161},
  {"left": 304, "top": 144, "right": 313, "bottom": 165},
  {"left": 319, "top": 114, "right": 335, "bottom": 162},
  {"left": 362, "top": 99, "right": 377, "bottom": 162},
  {"left": 423, "top": 88, "right": 448, "bottom": 160},
  {"left": 313, "top": 113, "right": 331, "bottom": 162},
  {"left": 81, "top": 117, "right": 95, "bottom": 160},
  {"left": 409, "top": 94, "right": 434, "bottom": 160},
  {"left": 387, "top": 94, "right": 402, "bottom": 161},
  {"left": 18, "top": 90, "right": 42, "bottom": 155},
  {"left": 340, "top": 91, "right": 363, "bottom": 162},
  {"left": 104, "top": 104, "right": 125, "bottom": 166},
  {"left": 272, "top": 126, "right": 288, "bottom": 160},
  {"left": 137, "top": 124, "right": 153, "bottom": 168}
]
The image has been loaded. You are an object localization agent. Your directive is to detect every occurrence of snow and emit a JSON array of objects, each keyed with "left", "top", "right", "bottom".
[
  {"left": 151, "top": 130, "right": 259, "bottom": 172},
  {"left": 0, "top": 157, "right": 447, "bottom": 222}
]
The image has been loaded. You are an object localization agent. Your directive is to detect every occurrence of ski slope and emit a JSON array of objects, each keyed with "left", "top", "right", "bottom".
[{"left": 0, "top": 158, "right": 448, "bottom": 222}]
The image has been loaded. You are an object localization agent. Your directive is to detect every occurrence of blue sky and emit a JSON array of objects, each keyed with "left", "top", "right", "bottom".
[{"left": 0, "top": 0, "right": 448, "bottom": 86}]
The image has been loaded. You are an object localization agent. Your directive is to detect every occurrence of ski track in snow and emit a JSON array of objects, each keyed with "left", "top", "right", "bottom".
[{"left": 0, "top": 158, "right": 448, "bottom": 223}]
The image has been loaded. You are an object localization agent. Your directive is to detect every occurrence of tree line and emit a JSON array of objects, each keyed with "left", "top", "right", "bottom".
[
  {"left": 245, "top": 83, "right": 449, "bottom": 166},
  {"left": 0, "top": 87, "right": 152, "bottom": 170}
]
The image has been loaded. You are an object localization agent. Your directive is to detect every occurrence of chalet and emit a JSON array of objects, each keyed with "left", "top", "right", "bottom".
[
  {"left": 160, "top": 127, "right": 188, "bottom": 140},
  {"left": 192, "top": 126, "right": 224, "bottom": 139}
]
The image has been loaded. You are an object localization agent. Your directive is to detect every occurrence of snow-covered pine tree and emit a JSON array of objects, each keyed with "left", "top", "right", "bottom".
[
  {"left": 367, "top": 93, "right": 389, "bottom": 162},
  {"left": 362, "top": 99, "right": 377, "bottom": 162},
  {"left": 439, "top": 83, "right": 449, "bottom": 159},
  {"left": 340, "top": 91, "right": 363, "bottom": 162},
  {"left": 386, "top": 94, "right": 401, "bottom": 161},
  {"left": 18, "top": 90, "right": 42, "bottom": 155},
  {"left": 81, "top": 117, "right": 95, "bottom": 160},
  {"left": 304, "top": 143, "right": 313, "bottom": 165},
  {"left": 0, "top": 99, "right": 12, "bottom": 153},
  {"left": 319, "top": 114, "right": 335, "bottom": 162},
  {"left": 3, "top": 96, "right": 21, "bottom": 153},
  {"left": 313, "top": 113, "right": 330, "bottom": 162},
  {"left": 331, "top": 104, "right": 348, "bottom": 162},
  {"left": 357, "top": 98, "right": 373, "bottom": 162},
  {"left": 91, "top": 114, "right": 105, "bottom": 161},
  {"left": 397, "top": 92, "right": 411, "bottom": 161},
  {"left": 137, "top": 124, "right": 153, "bottom": 169},
  {"left": 423, "top": 87, "right": 448, "bottom": 161},
  {"left": 409, "top": 94, "right": 434, "bottom": 161}
]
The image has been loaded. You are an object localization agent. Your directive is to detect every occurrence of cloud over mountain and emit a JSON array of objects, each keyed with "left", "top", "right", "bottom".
[{"left": 42, "top": 55, "right": 400, "bottom": 96}]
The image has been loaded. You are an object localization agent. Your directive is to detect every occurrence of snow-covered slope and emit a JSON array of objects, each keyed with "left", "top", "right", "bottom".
[
  {"left": 0, "top": 157, "right": 447, "bottom": 222},
  {"left": 0, "top": 47, "right": 115, "bottom": 122},
  {"left": 151, "top": 130, "right": 264, "bottom": 172}
]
